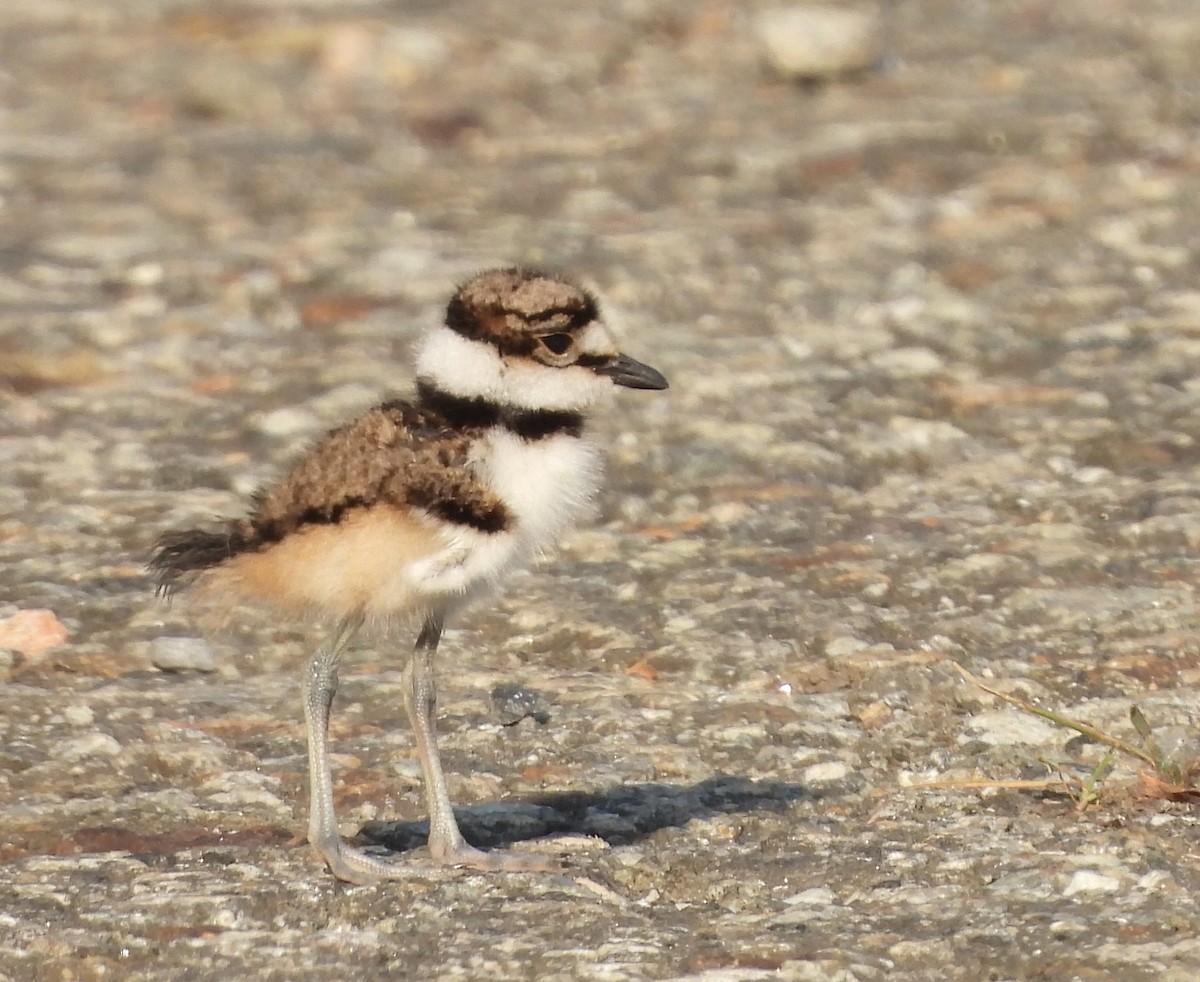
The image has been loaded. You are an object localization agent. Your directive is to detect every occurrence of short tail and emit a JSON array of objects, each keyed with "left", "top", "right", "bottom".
[{"left": 149, "top": 524, "right": 256, "bottom": 599}]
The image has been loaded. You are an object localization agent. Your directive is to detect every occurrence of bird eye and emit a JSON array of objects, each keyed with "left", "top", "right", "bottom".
[{"left": 539, "top": 333, "right": 574, "bottom": 355}]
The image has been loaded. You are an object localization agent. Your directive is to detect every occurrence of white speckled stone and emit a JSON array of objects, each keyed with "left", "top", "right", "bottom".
[
  {"left": 57, "top": 733, "right": 122, "bottom": 761},
  {"left": 1064, "top": 870, "right": 1122, "bottom": 896},
  {"left": 755, "top": 5, "right": 883, "bottom": 80},
  {"left": 802, "top": 760, "right": 851, "bottom": 783},
  {"left": 151, "top": 636, "right": 218, "bottom": 673}
]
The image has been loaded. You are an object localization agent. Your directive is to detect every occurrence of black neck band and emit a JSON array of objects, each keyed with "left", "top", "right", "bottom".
[{"left": 417, "top": 381, "right": 584, "bottom": 440}]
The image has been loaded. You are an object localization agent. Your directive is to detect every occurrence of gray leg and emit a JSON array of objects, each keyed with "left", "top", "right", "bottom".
[
  {"left": 404, "top": 614, "right": 559, "bottom": 872},
  {"left": 303, "top": 614, "right": 410, "bottom": 884},
  {"left": 404, "top": 614, "right": 468, "bottom": 856},
  {"left": 303, "top": 613, "right": 557, "bottom": 882}
]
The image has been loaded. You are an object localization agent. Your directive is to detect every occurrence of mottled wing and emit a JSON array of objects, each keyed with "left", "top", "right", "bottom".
[{"left": 150, "top": 400, "right": 507, "bottom": 598}]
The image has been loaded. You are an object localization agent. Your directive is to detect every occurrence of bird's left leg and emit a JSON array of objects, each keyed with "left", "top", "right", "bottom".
[{"left": 404, "top": 614, "right": 559, "bottom": 872}]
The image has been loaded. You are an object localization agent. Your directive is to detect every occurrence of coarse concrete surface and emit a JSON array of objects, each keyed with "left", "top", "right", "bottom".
[{"left": 2, "top": 1, "right": 1200, "bottom": 979}]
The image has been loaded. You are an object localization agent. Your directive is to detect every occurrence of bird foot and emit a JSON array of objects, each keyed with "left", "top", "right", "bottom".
[
  {"left": 313, "top": 837, "right": 562, "bottom": 885},
  {"left": 432, "top": 842, "right": 564, "bottom": 874}
]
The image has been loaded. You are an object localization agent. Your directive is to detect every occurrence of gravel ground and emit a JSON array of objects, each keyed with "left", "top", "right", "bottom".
[{"left": 3, "top": 1, "right": 1200, "bottom": 979}]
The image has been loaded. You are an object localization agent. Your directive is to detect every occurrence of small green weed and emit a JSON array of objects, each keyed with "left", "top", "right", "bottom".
[{"left": 949, "top": 664, "right": 1200, "bottom": 809}]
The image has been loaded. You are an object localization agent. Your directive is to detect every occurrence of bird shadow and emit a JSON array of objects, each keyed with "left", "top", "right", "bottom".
[{"left": 359, "top": 774, "right": 819, "bottom": 853}]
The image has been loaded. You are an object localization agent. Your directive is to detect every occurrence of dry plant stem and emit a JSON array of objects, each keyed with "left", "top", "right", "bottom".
[
  {"left": 952, "top": 663, "right": 1158, "bottom": 768},
  {"left": 903, "top": 778, "right": 1070, "bottom": 792}
]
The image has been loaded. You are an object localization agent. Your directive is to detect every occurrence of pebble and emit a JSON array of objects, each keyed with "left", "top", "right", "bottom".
[
  {"left": 1063, "top": 870, "right": 1122, "bottom": 896},
  {"left": 151, "top": 637, "right": 218, "bottom": 674},
  {"left": 489, "top": 683, "right": 552, "bottom": 725},
  {"left": 961, "top": 710, "right": 1061, "bottom": 747},
  {"left": 782, "top": 886, "right": 838, "bottom": 906},
  {"left": 755, "top": 5, "right": 883, "bottom": 81},
  {"left": 0, "top": 608, "right": 69, "bottom": 659},
  {"left": 801, "top": 760, "right": 851, "bottom": 783},
  {"left": 205, "top": 784, "right": 288, "bottom": 812},
  {"left": 63, "top": 704, "right": 95, "bottom": 727},
  {"left": 58, "top": 732, "right": 122, "bottom": 761},
  {"left": 317, "top": 24, "right": 450, "bottom": 86}
]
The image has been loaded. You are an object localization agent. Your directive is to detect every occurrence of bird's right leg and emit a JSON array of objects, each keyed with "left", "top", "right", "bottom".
[{"left": 302, "top": 613, "right": 408, "bottom": 884}]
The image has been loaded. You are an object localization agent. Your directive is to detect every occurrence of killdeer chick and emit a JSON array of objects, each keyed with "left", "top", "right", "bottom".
[{"left": 151, "top": 268, "right": 668, "bottom": 884}]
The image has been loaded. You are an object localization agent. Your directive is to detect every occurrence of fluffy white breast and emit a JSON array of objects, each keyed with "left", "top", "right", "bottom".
[
  {"left": 482, "top": 430, "right": 603, "bottom": 554},
  {"left": 404, "top": 431, "right": 603, "bottom": 605}
]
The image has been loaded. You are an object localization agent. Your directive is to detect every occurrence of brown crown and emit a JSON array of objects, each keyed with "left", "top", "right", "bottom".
[{"left": 444, "top": 268, "right": 599, "bottom": 356}]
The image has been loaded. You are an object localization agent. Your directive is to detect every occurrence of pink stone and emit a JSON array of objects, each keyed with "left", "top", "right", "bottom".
[{"left": 0, "top": 609, "right": 70, "bottom": 658}]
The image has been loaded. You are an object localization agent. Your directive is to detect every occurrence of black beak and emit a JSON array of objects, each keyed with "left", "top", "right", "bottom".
[{"left": 594, "top": 353, "right": 669, "bottom": 390}]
